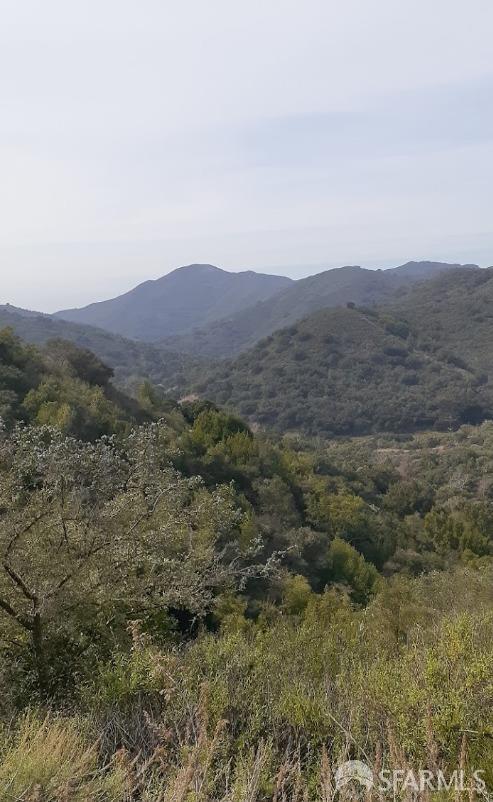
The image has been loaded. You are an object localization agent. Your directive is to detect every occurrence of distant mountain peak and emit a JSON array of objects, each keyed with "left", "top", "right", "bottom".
[
  {"left": 169, "top": 263, "right": 224, "bottom": 274},
  {"left": 55, "top": 264, "right": 292, "bottom": 341}
]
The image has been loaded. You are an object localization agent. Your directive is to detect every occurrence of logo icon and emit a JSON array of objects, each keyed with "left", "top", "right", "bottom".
[{"left": 335, "top": 761, "right": 374, "bottom": 794}]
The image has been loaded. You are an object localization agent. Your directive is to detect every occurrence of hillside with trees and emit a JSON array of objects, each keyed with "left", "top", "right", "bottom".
[
  {"left": 2, "top": 0, "right": 492, "bottom": 792},
  {"left": 194, "top": 304, "right": 492, "bottom": 436},
  {"left": 3, "top": 269, "right": 493, "bottom": 796},
  {"left": 0, "top": 328, "right": 152, "bottom": 437},
  {"left": 1, "top": 329, "right": 493, "bottom": 795},
  {"left": 0, "top": 304, "right": 203, "bottom": 394},
  {"left": 389, "top": 266, "right": 493, "bottom": 375}
]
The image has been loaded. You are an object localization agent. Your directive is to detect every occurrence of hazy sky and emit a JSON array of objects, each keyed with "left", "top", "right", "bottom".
[{"left": 1, "top": 0, "right": 493, "bottom": 311}]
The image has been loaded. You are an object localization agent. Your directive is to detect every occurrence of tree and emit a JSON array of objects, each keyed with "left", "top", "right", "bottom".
[
  {"left": 44, "top": 338, "right": 114, "bottom": 387},
  {"left": 324, "top": 538, "right": 380, "bottom": 605},
  {"left": 0, "top": 421, "right": 245, "bottom": 697},
  {"left": 190, "top": 409, "right": 251, "bottom": 451},
  {"left": 22, "top": 376, "right": 125, "bottom": 439},
  {"left": 0, "top": 328, "right": 43, "bottom": 425}
]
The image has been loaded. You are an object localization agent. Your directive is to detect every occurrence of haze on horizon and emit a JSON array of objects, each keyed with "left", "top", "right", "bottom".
[{"left": 1, "top": 0, "right": 493, "bottom": 312}]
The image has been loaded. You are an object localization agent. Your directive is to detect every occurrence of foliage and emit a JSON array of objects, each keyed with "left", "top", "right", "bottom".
[
  {"left": 0, "top": 398, "right": 492, "bottom": 707},
  {"left": 73, "top": 567, "right": 493, "bottom": 800},
  {"left": 2, "top": 328, "right": 493, "bottom": 798},
  {"left": 0, "top": 421, "right": 247, "bottom": 699},
  {"left": 0, "top": 308, "right": 204, "bottom": 395},
  {"left": 195, "top": 304, "right": 493, "bottom": 437}
]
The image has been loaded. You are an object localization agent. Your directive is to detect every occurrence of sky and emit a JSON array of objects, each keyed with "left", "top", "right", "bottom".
[{"left": 1, "top": 0, "right": 493, "bottom": 312}]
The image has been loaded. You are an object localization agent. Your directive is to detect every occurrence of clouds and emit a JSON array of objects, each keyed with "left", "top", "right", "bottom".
[{"left": 1, "top": 0, "right": 493, "bottom": 310}]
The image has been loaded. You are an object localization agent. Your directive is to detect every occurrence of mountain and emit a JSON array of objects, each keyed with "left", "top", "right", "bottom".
[
  {"left": 193, "top": 299, "right": 491, "bottom": 437},
  {"left": 164, "top": 261, "right": 477, "bottom": 358},
  {"left": 55, "top": 264, "right": 293, "bottom": 341},
  {"left": 0, "top": 305, "right": 203, "bottom": 393}
]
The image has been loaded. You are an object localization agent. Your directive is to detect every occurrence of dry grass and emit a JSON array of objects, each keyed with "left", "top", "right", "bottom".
[
  {"left": 0, "top": 714, "right": 126, "bottom": 802},
  {"left": 0, "top": 705, "right": 480, "bottom": 802}
]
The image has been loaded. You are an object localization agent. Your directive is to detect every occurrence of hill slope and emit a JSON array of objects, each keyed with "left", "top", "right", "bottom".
[
  {"left": 0, "top": 327, "right": 149, "bottom": 438},
  {"left": 0, "top": 305, "right": 202, "bottom": 393},
  {"left": 388, "top": 266, "right": 493, "bottom": 376},
  {"left": 165, "top": 261, "right": 476, "bottom": 358},
  {"left": 55, "top": 264, "right": 292, "bottom": 340},
  {"left": 194, "top": 304, "right": 491, "bottom": 436}
]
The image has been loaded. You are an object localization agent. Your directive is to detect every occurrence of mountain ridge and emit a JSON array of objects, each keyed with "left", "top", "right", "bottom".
[
  {"left": 55, "top": 263, "right": 293, "bottom": 341},
  {"left": 163, "top": 261, "right": 479, "bottom": 358},
  {"left": 53, "top": 260, "right": 479, "bottom": 353}
]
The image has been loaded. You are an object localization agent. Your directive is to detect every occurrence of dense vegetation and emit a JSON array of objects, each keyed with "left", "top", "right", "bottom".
[
  {"left": 1, "top": 326, "right": 493, "bottom": 798},
  {"left": 0, "top": 305, "right": 203, "bottom": 394},
  {"left": 389, "top": 266, "right": 493, "bottom": 376},
  {"left": 195, "top": 304, "right": 492, "bottom": 436},
  {"left": 0, "top": 328, "right": 150, "bottom": 438}
]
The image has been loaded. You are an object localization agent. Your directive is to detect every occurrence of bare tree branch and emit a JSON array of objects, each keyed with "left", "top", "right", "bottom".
[
  {"left": 0, "top": 596, "right": 32, "bottom": 630},
  {"left": 2, "top": 562, "right": 37, "bottom": 602}
]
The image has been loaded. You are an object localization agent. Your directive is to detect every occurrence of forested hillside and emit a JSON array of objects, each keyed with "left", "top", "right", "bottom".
[
  {"left": 0, "top": 304, "right": 202, "bottom": 393},
  {"left": 3, "top": 0, "right": 492, "bottom": 792},
  {"left": 6, "top": 266, "right": 493, "bottom": 443},
  {"left": 2, "top": 269, "right": 493, "bottom": 797},
  {"left": 1, "top": 327, "right": 493, "bottom": 797},
  {"left": 195, "top": 304, "right": 492, "bottom": 436},
  {"left": 389, "top": 266, "right": 493, "bottom": 375},
  {"left": 0, "top": 328, "right": 148, "bottom": 437}
]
